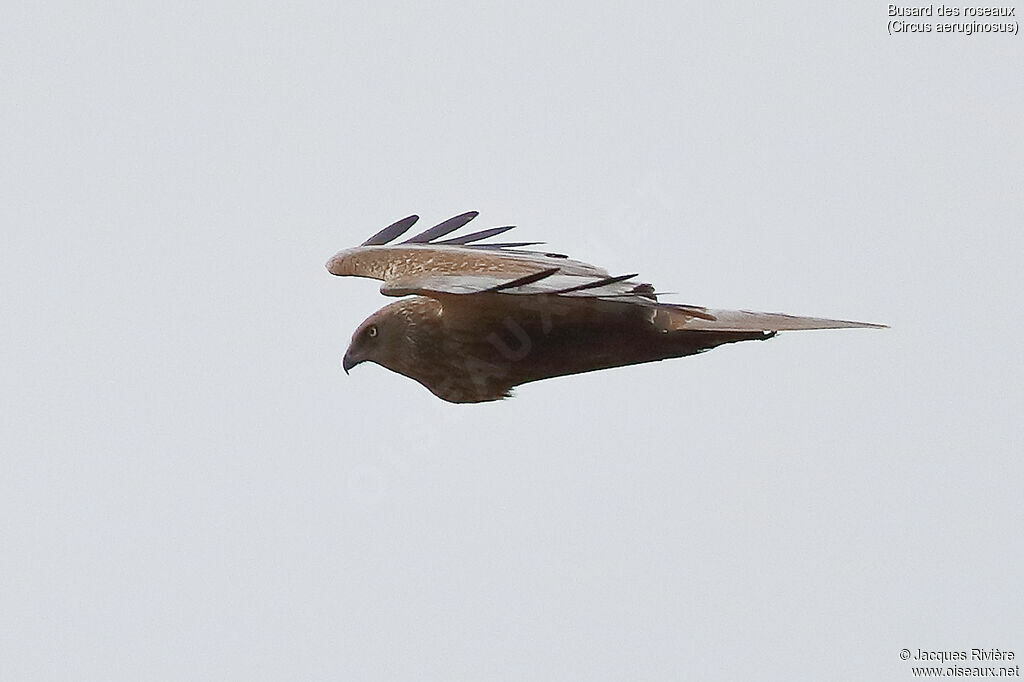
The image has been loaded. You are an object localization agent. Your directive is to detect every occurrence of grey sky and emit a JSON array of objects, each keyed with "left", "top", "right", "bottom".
[{"left": 2, "top": 2, "right": 1021, "bottom": 680}]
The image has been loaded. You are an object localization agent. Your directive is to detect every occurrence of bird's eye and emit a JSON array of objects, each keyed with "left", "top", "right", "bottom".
[{"left": 367, "top": 325, "right": 378, "bottom": 338}]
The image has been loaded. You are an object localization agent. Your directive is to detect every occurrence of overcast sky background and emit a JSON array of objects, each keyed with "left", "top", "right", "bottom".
[{"left": 2, "top": 2, "right": 1022, "bottom": 680}]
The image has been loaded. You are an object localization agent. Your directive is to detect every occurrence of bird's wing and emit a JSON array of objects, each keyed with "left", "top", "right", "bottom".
[
  {"left": 326, "top": 211, "right": 885, "bottom": 331},
  {"left": 326, "top": 211, "right": 610, "bottom": 282},
  {"left": 326, "top": 211, "right": 663, "bottom": 303}
]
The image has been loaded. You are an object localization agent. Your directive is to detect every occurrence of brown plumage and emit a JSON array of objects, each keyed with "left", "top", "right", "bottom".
[{"left": 327, "top": 211, "right": 884, "bottom": 403}]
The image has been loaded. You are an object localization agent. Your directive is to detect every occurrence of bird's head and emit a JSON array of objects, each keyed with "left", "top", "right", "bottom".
[
  {"left": 342, "top": 310, "right": 389, "bottom": 374},
  {"left": 342, "top": 298, "right": 435, "bottom": 375}
]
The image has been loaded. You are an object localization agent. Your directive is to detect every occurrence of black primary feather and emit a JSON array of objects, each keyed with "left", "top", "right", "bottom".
[
  {"left": 469, "top": 242, "right": 546, "bottom": 250},
  {"left": 362, "top": 211, "right": 564, "bottom": 259},
  {"left": 483, "top": 267, "right": 561, "bottom": 292},
  {"left": 361, "top": 214, "right": 419, "bottom": 246},
  {"left": 403, "top": 211, "right": 479, "bottom": 243},
  {"left": 549, "top": 273, "right": 640, "bottom": 294},
  {"left": 436, "top": 225, "right": 516, "bottom": 245}
]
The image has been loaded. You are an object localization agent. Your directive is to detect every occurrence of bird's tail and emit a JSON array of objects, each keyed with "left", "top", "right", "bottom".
[{"left": 654, "top": 304, "right": 886, "bottom": 333}]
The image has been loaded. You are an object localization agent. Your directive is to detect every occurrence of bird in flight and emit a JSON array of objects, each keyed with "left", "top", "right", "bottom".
[{"left": 326, "top": 211, "right": 884, "bottom": 403}]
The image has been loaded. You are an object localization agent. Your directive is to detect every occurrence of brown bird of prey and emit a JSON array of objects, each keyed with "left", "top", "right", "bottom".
[{"left": 327, "top": 211, "right": 883, "bottom": 403}]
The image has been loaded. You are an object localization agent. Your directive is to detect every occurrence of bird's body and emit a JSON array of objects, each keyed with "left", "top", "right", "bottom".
[
  {"left": 329, "top": 211, "right": 883, "bottom": 403},
  {"left": 354, "top": 294, "right": 773, "bottom": 402}
]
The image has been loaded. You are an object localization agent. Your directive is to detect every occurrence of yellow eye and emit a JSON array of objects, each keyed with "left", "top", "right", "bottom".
[{"left": 367, "top": 325, "right": 378, "bottom": 338}]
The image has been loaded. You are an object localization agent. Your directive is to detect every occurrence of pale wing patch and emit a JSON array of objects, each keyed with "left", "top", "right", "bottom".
[
  {"left": 380, "top": 271, "right": 659, "bottom": 306},
  {"left": 327, "top": 245, "right": 610, "bottom": 284}
]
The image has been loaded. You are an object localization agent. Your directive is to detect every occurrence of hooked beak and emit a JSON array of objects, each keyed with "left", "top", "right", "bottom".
[{"left": 342, "top": 351, "right": 360, "bottom": 375}]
